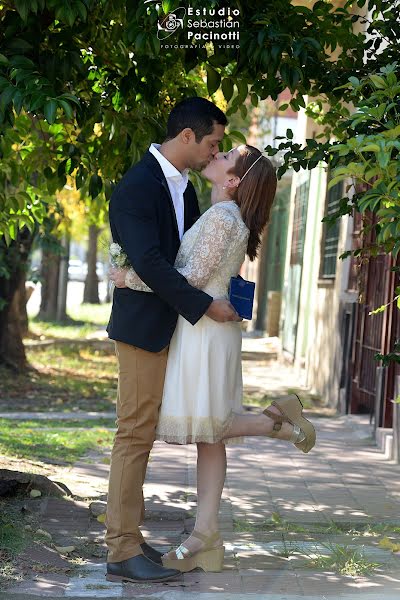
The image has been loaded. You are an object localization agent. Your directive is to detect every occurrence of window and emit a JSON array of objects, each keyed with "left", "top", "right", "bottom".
[
  {"left": 320, "top": 179, "right": 342, "bottom": 279},
  {"left": 290, "top": 178, "right": 310, "bottom": 266}
]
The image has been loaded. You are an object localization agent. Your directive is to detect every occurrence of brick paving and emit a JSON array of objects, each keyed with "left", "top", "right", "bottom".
[{"left": 1, "top": 337, "right": 400, "bottom": 599}]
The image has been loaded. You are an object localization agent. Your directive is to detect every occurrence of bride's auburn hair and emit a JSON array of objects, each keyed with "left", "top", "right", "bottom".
[{"left": 228, "top": 145, "right": 277, "bottom": 261}]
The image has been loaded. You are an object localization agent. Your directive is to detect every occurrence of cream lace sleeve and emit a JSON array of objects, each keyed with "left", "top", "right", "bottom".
[
  {"left": 124, "top": 268, "right": 153, "bottom": 292},
  {"left": 122, "top": 205, "right": 238, "bottom": 293},
  {"left": 175, "top": 205, "right": 238, "bottom": 289}
]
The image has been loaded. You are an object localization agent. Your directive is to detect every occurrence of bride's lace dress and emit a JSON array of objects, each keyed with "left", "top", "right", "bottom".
[{"left": 123, "top": 200, "right": 249, "bottom": 443}]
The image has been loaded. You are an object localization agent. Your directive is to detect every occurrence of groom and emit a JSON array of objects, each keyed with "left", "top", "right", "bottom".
[{"left": 105, "top": 97, "right": 240, "bottom": 583}]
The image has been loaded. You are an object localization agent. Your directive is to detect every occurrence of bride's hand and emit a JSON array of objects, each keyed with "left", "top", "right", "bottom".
[{"left": 109, "top": 266, "right": 128, "bottom": 288}]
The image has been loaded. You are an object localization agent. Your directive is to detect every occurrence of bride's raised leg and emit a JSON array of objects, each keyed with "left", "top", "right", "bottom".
[{"left": 221, "top": 394, "right": 316, "bottom": 453}]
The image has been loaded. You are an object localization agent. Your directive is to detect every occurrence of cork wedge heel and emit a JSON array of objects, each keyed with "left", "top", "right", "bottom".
[
  {"left": 263, "top": 393, "right": 316, "bottom": 453},
  {"left": 162, "top": 531, "right": 224, "bottom": 573}
]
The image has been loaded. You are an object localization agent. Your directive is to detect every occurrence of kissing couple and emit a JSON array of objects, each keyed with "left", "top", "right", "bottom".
[{"left": 105, "top": 97, "right": 316, "bottom": 583}]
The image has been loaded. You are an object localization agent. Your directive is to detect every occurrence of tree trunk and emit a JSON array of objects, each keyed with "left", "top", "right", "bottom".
[
  {"left": 0, "top": 229, "right": 34, "bottom": 371},
  {"left": 38, "top": 248, "right": 60, "bottom": 321},
  {"left": 17, "top": 271, "right": 29, "bottom": 338},
  {"left": 56, "top": 234, "right": 70, "bottom": 322},
  {"left": 83, "top": 224, "right": 100, "bottom": 304}
]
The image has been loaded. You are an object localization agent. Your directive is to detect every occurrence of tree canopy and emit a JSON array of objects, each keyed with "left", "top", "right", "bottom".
[
  {"left": 0, "top": 0, "right": 372, "bottom": 241},
  {"left": 1, "top": 0, "right": 399, "bottom": 369}
]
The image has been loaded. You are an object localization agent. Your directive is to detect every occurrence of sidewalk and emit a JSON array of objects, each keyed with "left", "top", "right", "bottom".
[{"left": 2, "top": 338, "right": 400, "bottom": 599}]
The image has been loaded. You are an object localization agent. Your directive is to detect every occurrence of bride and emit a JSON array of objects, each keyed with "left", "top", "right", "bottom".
[{"left": 109, "top": 143, "right": 316, "bottom": 573}]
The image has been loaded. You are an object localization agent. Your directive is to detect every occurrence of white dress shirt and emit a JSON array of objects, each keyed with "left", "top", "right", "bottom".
[{"left": 149, "top": 143, "right": 189, "bottom": 241}]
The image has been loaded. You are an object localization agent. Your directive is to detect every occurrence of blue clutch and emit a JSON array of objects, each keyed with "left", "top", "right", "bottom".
[{"left": 229, "top": 275, "right": 255, "bottom": 320}]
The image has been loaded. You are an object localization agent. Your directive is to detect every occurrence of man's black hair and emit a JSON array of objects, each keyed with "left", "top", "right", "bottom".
[{"left": 166, "top": 97, "right": 227, "bottom": 143}]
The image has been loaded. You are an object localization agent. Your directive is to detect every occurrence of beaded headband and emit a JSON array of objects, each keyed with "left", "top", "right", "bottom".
[{"left": 239, "top": 154, "right": 263, "bottom": 183}]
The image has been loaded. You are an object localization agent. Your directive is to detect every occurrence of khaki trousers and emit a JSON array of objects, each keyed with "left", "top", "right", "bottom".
[{"left": 105, "top": 341, "right": 168, "bottom": 563}]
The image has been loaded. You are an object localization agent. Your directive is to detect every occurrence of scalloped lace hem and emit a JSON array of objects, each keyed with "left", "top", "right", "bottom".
[{"left": 155, "top": 411, "right": 243, "bottom": 445}]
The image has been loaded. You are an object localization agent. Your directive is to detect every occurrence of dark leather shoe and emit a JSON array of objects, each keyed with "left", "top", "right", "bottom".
[
  {"left": 106, "top": 554, "right": 181, "bottom": 583},
  {"left": 140, "top": 541, "right": 163, "bottom": 565}
]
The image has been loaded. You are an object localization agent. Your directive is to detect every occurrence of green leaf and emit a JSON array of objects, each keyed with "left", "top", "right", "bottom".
[
  {"left": 15, "top": 0, "right": 30, "bottom": 22},
  {"left": 7, "top": 38, "right": 33, "bottom": 52},
  {"left": 89, "top": 174, "right": 103, "bottom": 199},
  {"left": 251, "top": 93, "right": 258, "bottom": 107},
  {"left": 135, "top": 32, "right": 146, "bottom": 52},
  {"left": 9, "top": 221, "right": 17, "bottom": 241},
  {"left": 279, "top": 103, "right": 289, "bottom": 111},
  {"left": 348, "top": 76, "right": 360, "bottom": 87},
  {"left": 16, "top": 191, "right": 30, "bottom": 210},
  {"left": 377, "top": 151, "right": 389, "bottom": 168},
  {"left": 58, "top": 93, "right": 80, "bottom": 106},
  {"left": 360, "top": 144, "right": 380, "bottom": 153},
  {"left": 288, "top": 67, "right": 301, "bottom": 91},
  {"left": 369, "top": 304, "right": 386, "bottom": 315},
  {"left": 75, "top": 1, "right": 88, "bottom": 21},
  {"left": 236, "top": 79, "right": 248, "bottom": 102},
  {"left": 0, "top": 87, "right": 15, "bottom": 109},
  {"left": 58, "top": 99, "right": 74, "bottom": 120},
  {"left": 55, "top": 5, "right": 76, "bottom": 27},
  {"left": 44, "top": 99, "right": 57, "bottom": 124},
  {"left": 369, "top": 74, "right": 386, "bottom": 89},
  {"left": 229, "top": 130, "right": 246, "bottom": 144},
  {"left": 222, "top": 136, "right": 233, "bottom": 152},
  {"left": 3, "top": 230, "right": 11, "bottom": 246},
  {"left": 328, "top": 175, "right": 346, "bottom": 189},
  {"left": 221, "top": 78, "right": 234, "bottom": 103},
  {"left": 0, "top": 77, "right": 9, "bottom": 92},
  {"left": 149, "top": 34, "right": 160, "bottom": 55},
  {"left": 0, "top": 54, "right": 9, "bottom": 66},
  {"left": 206, "top": 65, "right": 221, "bottom": 96},
  {"left": 13, "top": 90, "right": 23, "bottom": 114}
]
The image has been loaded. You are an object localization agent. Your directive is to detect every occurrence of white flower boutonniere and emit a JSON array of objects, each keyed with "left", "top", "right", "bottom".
[{"left": 109, "top": 242, "right": 131, "bottom": 268}]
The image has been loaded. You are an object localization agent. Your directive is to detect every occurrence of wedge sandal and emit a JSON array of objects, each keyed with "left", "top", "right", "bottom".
[
  {"left": 263, "top": 393, "right": 316, "bottom": 453},
  {"left": 162, "top": 530, "right": 224, "bottom": 573}
]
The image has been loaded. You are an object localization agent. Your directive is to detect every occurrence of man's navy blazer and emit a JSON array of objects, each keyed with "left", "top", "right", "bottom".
[{"left": 107, "top": 151, "right": 213, "bottom": 352}]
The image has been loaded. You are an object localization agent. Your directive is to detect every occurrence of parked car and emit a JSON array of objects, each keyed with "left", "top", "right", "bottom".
[
  {"left": 68, "top": 260, "right": 106, "bottom": 282},
  {"left": 95, "top": 262, "right": 105, "bottom": 281},
  {"left": 68, "top": 259, "right": 86, "bottom": 282}
]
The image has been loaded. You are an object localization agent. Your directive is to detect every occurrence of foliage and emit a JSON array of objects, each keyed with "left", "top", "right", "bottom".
[
  {"left": 327, "top": 64, "right": 400, "bottom": 258},
  {"left": 0, "top": 0, "right": 371, "bottom": 240},
  {"left": 0, "top": 0, "right": 397, "bottom": 368},
  {"left": 263, "top": 1, "right": 400, "bottom": 262},
  {"left": 261, "top": 2, "right": 400, "bottom": 367}
]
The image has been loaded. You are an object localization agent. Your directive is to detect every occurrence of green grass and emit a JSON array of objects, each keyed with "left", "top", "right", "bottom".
[
  {"left": 234, "top": 515, "right": 385, "bottom": 577},
  {"left": 0, "top": 507, "right": 27, "bottom": 558},
  {"left": 0, "top": 418, "right": 114, "bottom": 463},
  {"left": 3, "top": 418, "right": 116, "bottom": 429},
  {"left": 0, "top": 343, "right": 117, "bottom": 412},
  {"left": 67, "top": 303, "right": 112, "bottom": 326},
  {"left": 28, "top": 303, "right": 112, "bottom": 340},
  {"left": 308, "top": 543, "right": 381, "bottom": 576},
  {"left": 0, "top": 302, "right": 118, "bottom": 412},
  {"left": 234, "top": 515, "right": 400, "bottom": 538},
  {"left": 30, "top": 319, "right": 100, "bottom": 340},
  {"left": 0, "top": 503, "right": 31, "bottom": 586}
]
